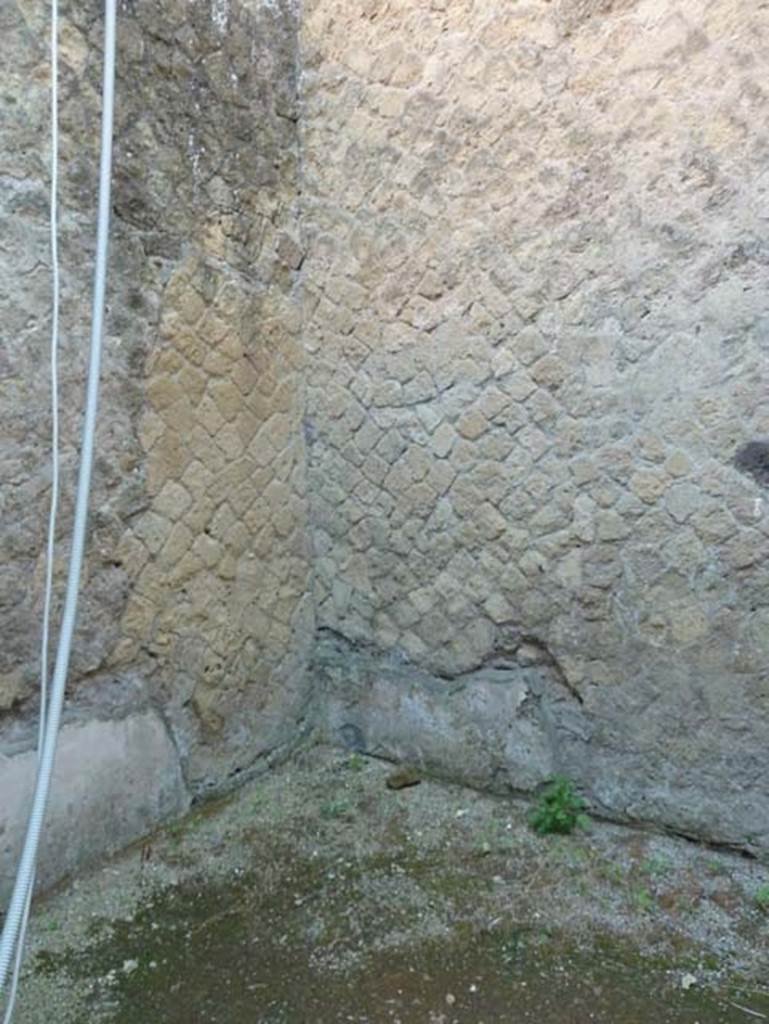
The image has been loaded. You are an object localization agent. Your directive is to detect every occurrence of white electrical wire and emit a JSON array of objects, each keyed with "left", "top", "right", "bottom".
[
  {"left": 1, "top": 2, "right": 61, "bottom": 1018},
  {"left": 40, "top": 0, "right": 62, "bottom": 774},
  {"left": 0, "top": 0, "right": 117, "bottom": 1004}
]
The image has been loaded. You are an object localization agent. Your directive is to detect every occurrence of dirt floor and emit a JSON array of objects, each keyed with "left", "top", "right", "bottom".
[{"left": 8, "top": 747, "right": 769, "bottom": 1023}]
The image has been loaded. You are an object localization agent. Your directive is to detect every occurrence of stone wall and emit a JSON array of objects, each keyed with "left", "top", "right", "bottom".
[
  {"left": 1, "top": 0, "right": 312, "bottom": 893},
  {"left": 301, "top": 0, "right": 769, "bottom": 851},
  {"left": 3, "top": 0, "right": 769, "bottom": 892}
]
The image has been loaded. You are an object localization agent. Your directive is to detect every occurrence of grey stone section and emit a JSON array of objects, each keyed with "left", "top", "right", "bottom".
[
  {"left": 317, "top": 631, "right": 769, "bottom": 856},
  {"left": 0, "top": 706, "right": 189, "bottom": 902}
]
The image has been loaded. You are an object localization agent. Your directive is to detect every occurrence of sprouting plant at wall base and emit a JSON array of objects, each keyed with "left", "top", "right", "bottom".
[
  {"left": 529, "top": 776, "right": 589, "bottom": 836},
  {"left": 631, "top": 886, "right": 655, "bottom": 913},
  {"left": 346, "top": 752, "right": 366, "bottom": 773},
  {"left": 320, "top": 798, "right": 353, "bottom": 820},
  {"left": 755, "top": 884, "right": 769, "bottom": 910},
  {"left": 641, "top": 855, "right": 672, "bottom": 878}
]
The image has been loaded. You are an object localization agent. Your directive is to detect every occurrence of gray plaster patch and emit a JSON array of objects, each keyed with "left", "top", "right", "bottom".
[
  {"left": 315, "top": 631, "right": 769, "bottom": 857},
  {"left": 0, "top": 709, "right": 189, "bottom": 901}
]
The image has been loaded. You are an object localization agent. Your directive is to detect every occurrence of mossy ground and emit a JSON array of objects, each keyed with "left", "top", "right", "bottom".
[{"left": 11, "top": 747, "right": 769, "bottom": 1023}]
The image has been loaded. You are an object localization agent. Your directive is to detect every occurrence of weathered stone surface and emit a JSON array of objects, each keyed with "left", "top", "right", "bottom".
[
  {"left": 317, "top": 631, "right": 769, "bottom": 855},
  {"left": 301, "top": 0, "right": 769, "bottom": 852},
  {"left": 318, "top": 632, "right": 562, "bottom": 794},
  {"left": 1, "top": 0, "right": 313, "bottom": 803}
]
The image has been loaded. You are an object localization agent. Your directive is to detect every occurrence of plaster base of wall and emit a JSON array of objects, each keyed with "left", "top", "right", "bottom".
[
  {"left": 315, "top": 631, "right": 768, "bottom": 860},
  {"left": 0, "top": 709, "right": 190, "bottom": 903}
]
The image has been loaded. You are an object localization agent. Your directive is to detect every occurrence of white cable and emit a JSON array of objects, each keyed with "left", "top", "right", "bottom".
[
  {"left": 1, "top": 2, "right": 61, "bottom": 1018},
  {"left": 0, "top": 0, "right": 70, "bottom": 997},
  {"left": 0, "top": 0, "right": 116, "bottom": 1000},
  {"left": 40, "top": 0, "right": 61, "bottom": 772}
]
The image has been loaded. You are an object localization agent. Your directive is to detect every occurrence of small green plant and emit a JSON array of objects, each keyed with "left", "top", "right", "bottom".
[
  {"left": 166, "top": 819, "right": 186, "bottom": 846},
  {"left": 319, "top": 798, "right": 352, "bottom": 820},
  {"left": 754, "top": 884, "right": 769, "bottom": 910},
  {"left": 346, "top": 752, "right": 366, "bottom": 773},
  {"left": 641, "top": 855, "right": 672, "bottom": 878},
  {"left": 705, "top": 859, "right": 728, "bottom": 877},
  {"left": 631, "top": 886, "right": 655, "bottom": 913},
  {"left": 608, "top": 863, "right": 625, "bottom": 884},
  {"left": 529, "top": 776, "right": 589, "bottom": 836},
  {"left": 498, "top": 926, "right": 529, "bottom": 965}
]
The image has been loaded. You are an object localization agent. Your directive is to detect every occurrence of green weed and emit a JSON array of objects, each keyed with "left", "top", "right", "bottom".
[
  {"left": 319, "top": 798, "right": 353, "bottom": 820},
  {"left": 346, "top": 752, "right": 366, "bottom": 773},
  {"left": 641, "top": 855, "right": 672, "bottom": 878},
  {"left": 529, "top": 776, "right": 589, "bottom": 836},
  {"left": 631, "top": 887, "right": 655, "bottom": 913}
]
